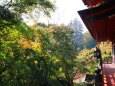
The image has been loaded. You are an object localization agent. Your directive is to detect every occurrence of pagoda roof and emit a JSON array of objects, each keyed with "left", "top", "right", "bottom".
[
  {"left": 78, "top": 0, "right": 115, "bottom": 42},
  {"left": 82, "top": 0, "right": 111, "bottom": 8}
]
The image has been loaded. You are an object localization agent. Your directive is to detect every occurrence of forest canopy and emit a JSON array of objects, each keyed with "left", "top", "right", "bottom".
[{"left": 0, "top": 0, "right": 112, "bottom": 86}]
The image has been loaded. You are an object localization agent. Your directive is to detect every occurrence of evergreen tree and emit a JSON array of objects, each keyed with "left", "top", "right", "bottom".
[{"left": 69, "top": 18, "right": 84, "bottom": 51}]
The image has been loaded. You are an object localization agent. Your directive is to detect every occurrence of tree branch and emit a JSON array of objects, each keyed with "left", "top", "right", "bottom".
[{"left": 3, "top": 0, "right": 13, "bottom": 9}]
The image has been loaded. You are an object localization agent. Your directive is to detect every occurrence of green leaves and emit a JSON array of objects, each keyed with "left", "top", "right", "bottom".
[
  {"left": 0, "top": 14, "right": 78, "bottom": 85},
  {"left": 0, "top": 0, "right": 55, "bottom": 31},
  {"left": 0, "top": 6, "right": 19, "bottom": 30}
]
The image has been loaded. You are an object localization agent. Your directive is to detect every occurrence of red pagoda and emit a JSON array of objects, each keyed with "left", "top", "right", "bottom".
[{"left": 78, "top": 0, "right": 115, "bottom": 85}]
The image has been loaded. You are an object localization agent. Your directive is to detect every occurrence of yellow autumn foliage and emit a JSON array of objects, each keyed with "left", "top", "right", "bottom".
[{"left": 19, "top": 36, "right": 42, "bottom": 50}]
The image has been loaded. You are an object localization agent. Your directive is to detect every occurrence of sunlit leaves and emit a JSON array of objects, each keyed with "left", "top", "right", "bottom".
[
  {"left": 0, "top": 19, "right": 78, "bottom": 86},
  {"left": 77, "top": 42, "right": 112, "bottom": 74},
  {"left": 0, "top": 0, "right": 55, "bottom": 31}
]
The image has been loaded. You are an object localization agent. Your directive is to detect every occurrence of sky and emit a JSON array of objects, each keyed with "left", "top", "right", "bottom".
[
  {"left": 39, "top": 0, "right": 87, "bottom": 25},
  {"left": 22, "top": 0, "right": 88, "bottom": 31},
  {"left": 0, "top": 0, "right": 87, "bottom": 28}
]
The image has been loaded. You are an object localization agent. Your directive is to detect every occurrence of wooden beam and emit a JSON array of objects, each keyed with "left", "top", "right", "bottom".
[
  {"left": 78, "top": 0, "right": 115, "bottom": 16},
  {"left": 86, "top": 8, "right": 115, "bottom": 22}
]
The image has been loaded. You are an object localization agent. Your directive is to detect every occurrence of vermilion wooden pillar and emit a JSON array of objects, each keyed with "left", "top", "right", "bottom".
[{"left": 112, "top": 43, "right": 115, "bottom": 64}]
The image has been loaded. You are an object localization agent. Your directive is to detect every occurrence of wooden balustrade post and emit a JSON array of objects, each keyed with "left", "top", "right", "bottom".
[{"left": 112, "top": 43, "right": 115, "bottom": 64}]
